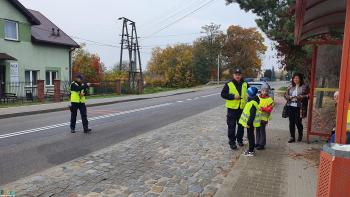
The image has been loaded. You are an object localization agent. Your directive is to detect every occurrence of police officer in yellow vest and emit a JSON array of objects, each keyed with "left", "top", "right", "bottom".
[
  {"left": 221, "top": 69, "right": 248, "bottom": 150},
  {"left": 70, "top": 73, "right": 91, "bottom": 133}
]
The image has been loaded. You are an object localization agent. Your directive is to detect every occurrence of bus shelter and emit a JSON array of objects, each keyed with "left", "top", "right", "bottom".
[{"left": 294, "top": 0, "right": 350, "bottom": 196}]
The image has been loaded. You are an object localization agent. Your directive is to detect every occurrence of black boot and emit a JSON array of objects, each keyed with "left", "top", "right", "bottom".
[
  {"left": 298, "top": 135, "right": 303, "bottom": 142},
  {"left": 288, "top": 138, "right": 296, "bottom": 143},
  {"left": 84, "top": 128, "right": 92, "bottom": 133},
  {"left": 230, "top": 144, "right": 238, "bottom": 150}
]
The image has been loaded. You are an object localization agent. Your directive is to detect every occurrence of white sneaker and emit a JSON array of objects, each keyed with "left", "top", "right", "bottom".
[{"left": 243, "top": 150, "right": 255, "bottom": 157}]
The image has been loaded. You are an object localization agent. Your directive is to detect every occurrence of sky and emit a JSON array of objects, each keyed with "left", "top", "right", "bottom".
[{"left": 19, "top": 0, "right": 279, "bottom": 71}]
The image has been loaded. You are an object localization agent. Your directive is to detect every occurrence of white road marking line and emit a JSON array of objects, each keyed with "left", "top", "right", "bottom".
[
  {"left": 0, "top": 103, "right": 173, "bottom": 140},
  {"left": 177, "top": 101, "right": 184, "bottom": 103},
  {"left": 201, "top": 93, "right": 220, "bottom": 98},
  {"left": 187, "top": 99, "right": 192, "bottom": 101}
]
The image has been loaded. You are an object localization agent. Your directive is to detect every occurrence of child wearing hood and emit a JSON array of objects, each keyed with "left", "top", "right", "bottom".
[{"left": 256, "top": 84, "right": 274, "bottom": 150}]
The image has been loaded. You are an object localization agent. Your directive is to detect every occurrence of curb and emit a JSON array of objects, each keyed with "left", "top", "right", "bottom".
[{"left": 0, "top": 90, "right": 196, "bottom": 120}]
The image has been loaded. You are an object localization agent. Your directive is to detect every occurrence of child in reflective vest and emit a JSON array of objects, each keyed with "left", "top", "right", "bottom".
[
  {"left": 256, "top": 84, "right": 274, "bottom": 150},
  {"left": 239, "top": 87, "right": 261, "bottom": 156}
]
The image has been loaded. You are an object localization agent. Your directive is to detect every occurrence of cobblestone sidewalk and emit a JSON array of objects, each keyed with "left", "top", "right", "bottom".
[{"left": 2, "top": 105, "right": 243, "bottom": 197}]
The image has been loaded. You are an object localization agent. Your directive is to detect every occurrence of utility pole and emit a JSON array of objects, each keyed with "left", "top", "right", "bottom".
[
  {"left": 217, "top": 53, "right": 220, "bottom": 85},
  {"left": 118, "top": 17, "right": 143, "bottom": 92}
]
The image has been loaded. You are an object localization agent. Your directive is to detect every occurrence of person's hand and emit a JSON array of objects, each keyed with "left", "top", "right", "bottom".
[
  {"left": 234, "top": 95, "right": 241, "bottom": 100},
  {"left": 80, "top": 92, "right": 85, "bottom": 97},
  {"left": 86, "top": 83, "right": 91, "bottom": 87}
]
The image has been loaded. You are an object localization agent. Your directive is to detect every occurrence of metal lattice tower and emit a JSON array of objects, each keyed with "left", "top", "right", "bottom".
[{"left": 118, "top": 17, "right": 143, "bottom": 91}]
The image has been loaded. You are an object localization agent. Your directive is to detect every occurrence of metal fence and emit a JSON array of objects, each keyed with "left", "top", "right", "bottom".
[
  {"left": 0, "top": 80, "right": 142, "bottom": 104},
  {"left": 89, "top": 80, "right": 135, "bottom": 95},
  {"left": 2, "top": 82, "right": 38, "bottom": 100}
]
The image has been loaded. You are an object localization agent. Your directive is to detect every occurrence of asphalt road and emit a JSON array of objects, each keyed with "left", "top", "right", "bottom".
[{"left": 0, "top": 87, "right": 223, "bottom": 185}]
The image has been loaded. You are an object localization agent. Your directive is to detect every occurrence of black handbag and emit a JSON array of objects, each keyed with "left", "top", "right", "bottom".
[{"left": 282, "top": 104, "right": 288, "bottom": 118}]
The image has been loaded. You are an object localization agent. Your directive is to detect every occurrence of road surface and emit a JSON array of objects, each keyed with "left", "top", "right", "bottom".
[{"left": 0, "top": 87, "right": 223, "bottom": 185}]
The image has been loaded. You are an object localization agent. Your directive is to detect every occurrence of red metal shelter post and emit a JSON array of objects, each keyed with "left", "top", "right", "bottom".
[
  {"left": 335, "top": 0, "right": 350, "bottom": 144},
  {"left": 307, "top": 45, "right": 318, "bottom": 143}
]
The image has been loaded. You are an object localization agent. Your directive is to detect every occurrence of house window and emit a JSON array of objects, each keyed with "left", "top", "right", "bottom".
[
  {"left": 4, "top": 20, "right": 19, "bottom": 41},
  {"left": 46, "top": 71, "right": 58, "bottom": 86},
  {"left": 25, "top": 70, "right": 39, "bottom": 86}
]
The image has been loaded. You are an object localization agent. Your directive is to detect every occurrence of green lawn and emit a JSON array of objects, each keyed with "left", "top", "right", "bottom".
[{"left": 143, "top": 86, "right": 177, "bottom": 94}]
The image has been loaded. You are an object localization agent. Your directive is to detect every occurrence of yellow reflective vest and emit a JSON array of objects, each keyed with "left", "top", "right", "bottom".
[
  {"left": 347, "top": 104, "right": 350, "bottom": 132},
  {"left": 226, "top": 81, "right": 248, "bottom": 110},
  {"left": 239, "top": 100, "right": 261, "bottom": 128},
  {"left": 259, "top": 96, "right": 274, "bottom": 121},
  {"left": 70, "top": 82, "right": 86, "bottom": 103}
]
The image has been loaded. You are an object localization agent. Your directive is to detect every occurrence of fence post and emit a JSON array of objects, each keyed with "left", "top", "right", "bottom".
[
  {"left": 54, "top": 80, "right": 61, "bottom": 102},
  {"left": 115, "top": 80, "right": 121, "bottom": 95},
  {"left": 37, "top": 80, "right": 45, "bottom": 102},
  {"left": 137, "top": 79, "right": 143, "bottom": 95}
]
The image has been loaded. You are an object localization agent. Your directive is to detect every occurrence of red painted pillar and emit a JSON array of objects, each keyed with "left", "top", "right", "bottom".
[
  {"left": 115, "top": 80, "right": 121, "bottom": 95},
  {"left": 37, "top": 80, "right": 45, "bottom": 102},
  {"left": 307, "top": 45, "right": 318, "bottom": 143},
  {"left": 335, "top": 0, "right": 350, "bottom": 144},
  {"left": 54, "top": 80, "right": 61, "bottom": 102}
]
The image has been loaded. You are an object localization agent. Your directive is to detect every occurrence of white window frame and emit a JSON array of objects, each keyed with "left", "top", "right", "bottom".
[
  {"left": 25, "top": 70, "right": 39, "bottom": 87},
  {"left": 4, "top": 20, "right": 19, "bottom": 41},
  {"left": 45, "top": 71, "right": 58, "bottom": 86}
]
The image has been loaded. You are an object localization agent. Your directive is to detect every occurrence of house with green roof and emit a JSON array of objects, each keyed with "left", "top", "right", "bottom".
[{"left": 0, "top": 0, "right": 79, "bottom": 97}]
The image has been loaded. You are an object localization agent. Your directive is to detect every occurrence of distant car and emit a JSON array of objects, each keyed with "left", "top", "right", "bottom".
[
  {"left": 248, "top": 81, "right": 275, "bottom": 100},
  {"left": 260, "top": 77, "right": 270, "bottom": 82}
]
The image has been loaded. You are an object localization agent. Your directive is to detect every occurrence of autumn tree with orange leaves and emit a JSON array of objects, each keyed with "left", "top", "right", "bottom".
[
  {"left": 222, "top": 25, "right": 267, "bottom": 78},
  {"left": 72, "top": 44, "right": 105, "bottom": 83}
]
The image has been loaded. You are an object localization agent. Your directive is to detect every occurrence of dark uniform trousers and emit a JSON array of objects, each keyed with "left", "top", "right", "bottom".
[
  {"left": 70, "top": 102, "right": 89, "bottom": 130},
  {"left": 227, "top": 108, "right": 244, "bottom": 145}
]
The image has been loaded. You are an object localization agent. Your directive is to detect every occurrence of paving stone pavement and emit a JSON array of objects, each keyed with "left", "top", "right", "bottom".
[
  {"left": 2, "top": 105, "right": 244, "bottom": 197},
  {"left": 215, "top": 96, "right": 321, "bottom": 197}
]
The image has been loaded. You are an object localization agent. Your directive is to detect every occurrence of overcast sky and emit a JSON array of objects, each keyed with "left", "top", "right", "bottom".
[{"left": 19, "top": 0, "right": 279, "bottom": 71}]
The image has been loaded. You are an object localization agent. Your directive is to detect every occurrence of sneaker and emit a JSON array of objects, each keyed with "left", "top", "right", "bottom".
[
  {"left": 288, "top": 138, "right": 296, "bottom": 143},
  {"left": 84, "top": 128, "right": 92, "bottom": 133},
  {"left": 71, "top": 129, "right": 76, "bottom": 133},
  {"left": 243, "top": 151, "right": 255, "bottom": 157},
  {"left": 238, "top": 142, "right": 244, "bottom": 147},
  {"left": 230, "top": 144, "right": 238, "bottom": 150}
]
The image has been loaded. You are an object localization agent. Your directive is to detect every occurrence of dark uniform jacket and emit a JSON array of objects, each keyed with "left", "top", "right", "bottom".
[{"left": 70, "top": 81, "right": 89, "bottom": 95}]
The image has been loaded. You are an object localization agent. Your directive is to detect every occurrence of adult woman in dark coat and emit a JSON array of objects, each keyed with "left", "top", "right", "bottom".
[{"left": 285, "top": 73, "right": 310, "bottom": 143}]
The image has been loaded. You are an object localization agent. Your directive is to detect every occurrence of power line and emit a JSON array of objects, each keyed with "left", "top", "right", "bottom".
[
  {"left": 140, "top": 0, "right": 204, "bottom": 32},
  {"left": 138, "top": 0, "right": 198, "bottom": 29},
  {"left": 140, "top": 32, "right": 205, "bottom": 39},
  {"left": 145, "top": 0, "right": 216, "bottom": 38}
]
